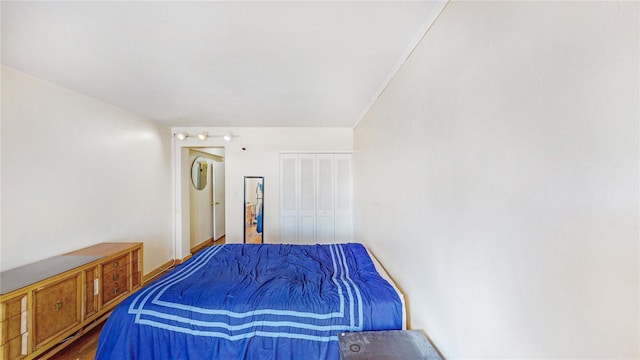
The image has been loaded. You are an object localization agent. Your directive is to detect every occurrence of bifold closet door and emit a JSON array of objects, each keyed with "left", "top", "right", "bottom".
[
  {"left": 297, "top": 154, "right": 316, "bottom": 242},
  {"left": 280, "top": 153, "right": 352, "bottom": 244},
  {"left": 334, "top": 154, "right": 353, "bottom": 242},
  {"left": 280, "top": 153, "right": 316, "bottom": 243},
  {"left": 316, "top": 154, "right": 335, "bottom": 244},
  {"left": 280, "top": 154, "right": 298, "bottom": 243}
]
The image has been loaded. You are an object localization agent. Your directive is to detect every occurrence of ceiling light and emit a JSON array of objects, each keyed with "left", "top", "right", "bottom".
[
  {"left": 197, "top": 132, "right": 208, "bottom": 141},
  {"left": 174, "top": 131, "right": 237, "bottom": 142}
]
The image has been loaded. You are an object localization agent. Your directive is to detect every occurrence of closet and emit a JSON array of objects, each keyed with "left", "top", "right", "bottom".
[{"left": 280, "top": 153, "right": 353, "bottom": 244}]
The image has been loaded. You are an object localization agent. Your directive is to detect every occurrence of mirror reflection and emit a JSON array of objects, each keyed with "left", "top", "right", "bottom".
[
  {"left": 191, "top": 157, "right": 208, "bottom": 190},
  {"left": 244, "top": 176, "right": 264, "bottom": 244}
]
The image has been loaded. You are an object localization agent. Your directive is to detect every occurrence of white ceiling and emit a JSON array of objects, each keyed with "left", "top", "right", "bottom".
[{"left": 1, "top": 1, "right": 446, "bottom": 128}]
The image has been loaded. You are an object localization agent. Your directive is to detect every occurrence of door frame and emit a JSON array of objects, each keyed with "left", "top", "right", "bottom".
[
  {"left": 171, "top": 132, "right": 230, "bottom": 261},
  {"left": 211, "top": 158, "right": 226, "bottom": 241}
]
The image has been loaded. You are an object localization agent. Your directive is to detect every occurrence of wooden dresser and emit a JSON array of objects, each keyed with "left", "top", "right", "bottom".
[{"left": 0, "top": 242, "right": 143, "bottom": 360}]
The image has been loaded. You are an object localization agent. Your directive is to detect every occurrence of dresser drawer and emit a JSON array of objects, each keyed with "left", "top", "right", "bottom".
[
  {"left": 101, "top": 254, "right": 130, "bottom": 306},
  {"left": 102, "top": 254, "right": 129, "bottom": 275},
  {"left": 1, "top": 333, "right": 27, "bottom": 360},
  {"left": 0, "top": 295, "right": 27, "bottom": 360},
  {"left": 33, "top": 274, "right": 81, "bottom": 349},
  {"left": 3, "top": 312, "right": 22, "bottom": 346},
  {"left": 1, "top": 295, "right": 25, "bottom": 342},
  {"left": 102, "top": 275, "right": 128, "bottom": 305},
  {"left": 2, "top": 296, "right": 24, "bottom": 319},
  {"left": 104, "top": 265, "right": 127, "bottom": 283}
]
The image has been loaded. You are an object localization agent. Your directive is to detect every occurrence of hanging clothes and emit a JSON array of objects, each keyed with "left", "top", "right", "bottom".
[{"left": 255, "top": 182, "right": 263, "bottom": 234}]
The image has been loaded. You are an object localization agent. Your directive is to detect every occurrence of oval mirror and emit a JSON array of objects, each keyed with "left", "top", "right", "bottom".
[{"left": 191, "top": 157, "right": 208, "bottom": 190}]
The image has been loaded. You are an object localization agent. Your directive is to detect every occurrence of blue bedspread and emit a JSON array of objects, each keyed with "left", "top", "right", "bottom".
[{"left": 96, "top": 244, "right": 402, "bottom": 360}]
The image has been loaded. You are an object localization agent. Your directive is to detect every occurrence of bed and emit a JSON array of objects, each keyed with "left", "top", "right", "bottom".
[{"left": 96, "top": 243, "right": 405, "bottom": 360}]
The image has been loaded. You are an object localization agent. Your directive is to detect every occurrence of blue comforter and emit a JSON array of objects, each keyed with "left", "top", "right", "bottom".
[{"left": 96, "top": 243, "right": 402, "bottom": 360}]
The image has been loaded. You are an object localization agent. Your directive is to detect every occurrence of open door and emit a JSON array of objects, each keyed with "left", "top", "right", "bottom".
[{"left": 212, "top": 159, "right": 225, "bottom": 240}]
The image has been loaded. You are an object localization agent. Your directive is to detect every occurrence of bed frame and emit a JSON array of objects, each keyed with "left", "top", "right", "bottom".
[{"left": 366, "top": 248, "right": 407, "bottom": 330}]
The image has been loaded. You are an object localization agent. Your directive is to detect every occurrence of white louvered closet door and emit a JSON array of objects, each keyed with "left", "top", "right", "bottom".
[
  {"left": 280, "top": 153, "right": 353, "bottom": 244},
  {"left": 280, "top": 154, "right": 298, "bottom": 243},
  {"left": 316, "top": 154, "right": 335, "bottom": 244},
  {"left": 334, "top": 154, "right": 353, "bottom": 243},
  {"left": 297, "top": 154, "right": 317, "bottom": 243}
]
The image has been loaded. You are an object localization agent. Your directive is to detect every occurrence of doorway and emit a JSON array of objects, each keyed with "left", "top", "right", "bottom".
[{"left": 187, "top": 148, "right": 226, "bottom": 251}]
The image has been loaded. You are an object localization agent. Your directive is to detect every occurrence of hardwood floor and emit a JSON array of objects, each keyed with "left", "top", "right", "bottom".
[
  {"left": 245, "top": 224, "right": 263, "bottom": 244},
  {"left": 48, "top": 322, "right": 104, "bottom": 360},
  {"left": 213, "top": 235, "right": 226, "bottom": 246}
]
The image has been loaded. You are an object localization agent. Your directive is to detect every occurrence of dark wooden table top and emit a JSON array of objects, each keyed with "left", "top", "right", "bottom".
[{"left": 338, "top": 330, "right": 443, "bottom": 360}]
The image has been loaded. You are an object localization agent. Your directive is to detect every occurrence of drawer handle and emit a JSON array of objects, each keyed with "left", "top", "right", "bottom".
[
  {"left": 113, "top": 261, "right": 119, "bottom": 268},
  {"left": 54, "top": 301, "right": 63, "bottom": 311},
  {"left": 114, "top": 288, "right": 119, "bottom": 295},
  {"left": 113, "top": 273, "right": 119, "bottom": 281}
]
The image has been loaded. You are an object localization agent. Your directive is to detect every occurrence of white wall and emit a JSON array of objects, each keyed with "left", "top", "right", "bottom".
[
  {"left": 172, "top": 127, "right": 352, "bottom": 255},
  {"left": 353, "top": 2, "right": 638, "bottom": 358},
  {"left": 1, "top": 66, "right": 173, "bottom": 274}
]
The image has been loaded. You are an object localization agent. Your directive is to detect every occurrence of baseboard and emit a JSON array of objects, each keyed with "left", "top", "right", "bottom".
[
  {"left": 190, "top": 237, "right": 214, "bottom": 254},
  {"left": 143, "top": 259, "right": 176, "bottom": 284},
  {"left": 178, "top": 254, "right": 192, "bottom": 263},
  {"left": 143, "top": 242, "right": 215, "bottom": 285}
]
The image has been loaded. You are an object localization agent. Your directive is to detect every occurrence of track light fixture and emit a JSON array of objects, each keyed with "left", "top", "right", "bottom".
[
  {"left": 173, "top": 131, "right": 237, "bottom": 142},
  {"left": 197, "top": 132, "right": 208, "bottom": 141}
]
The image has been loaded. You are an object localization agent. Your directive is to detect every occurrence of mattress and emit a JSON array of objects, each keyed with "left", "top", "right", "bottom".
[{"left": 96, "top": 243, "right": 402, "bottom": 360}]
